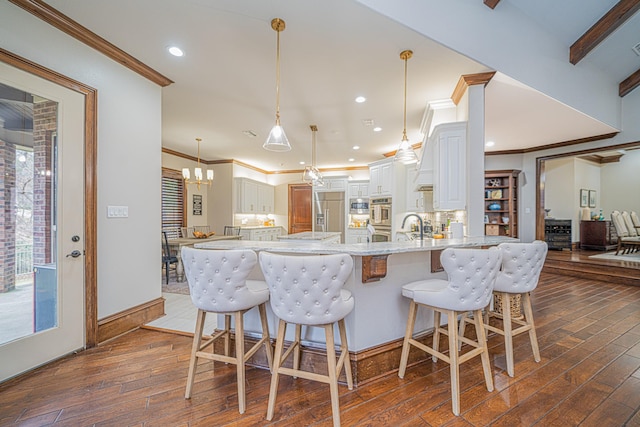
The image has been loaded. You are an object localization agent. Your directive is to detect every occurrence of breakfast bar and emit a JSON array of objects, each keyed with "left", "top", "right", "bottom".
[{"left": 194, "top": 236, "right": 515, "bottom": 384}]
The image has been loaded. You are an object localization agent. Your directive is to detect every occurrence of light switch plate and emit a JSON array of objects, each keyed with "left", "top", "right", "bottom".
[{"left": 107, "top": 205, "right": 129, "bottom": 218}]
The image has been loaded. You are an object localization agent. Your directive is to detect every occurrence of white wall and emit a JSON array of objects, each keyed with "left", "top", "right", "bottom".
[
  {"left": 1, "top": 3, "right": 162, "bottom": 318},
  {"left": 600, "top": 149, "right": 640, "bottom": 216}
]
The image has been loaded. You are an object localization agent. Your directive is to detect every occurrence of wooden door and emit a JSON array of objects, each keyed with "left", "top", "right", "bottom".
[{"left": 288, "top": 184, "right": 312, "bottom": 234}]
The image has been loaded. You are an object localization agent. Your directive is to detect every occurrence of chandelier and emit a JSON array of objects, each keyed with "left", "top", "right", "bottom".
[
  {"left": 263, "top": 18, "right": 291, "bottom": 152},
  {"left": 302, "top": 125, "right": 323, "bottom": 186},
  {"left": 394, "top": 50, "right": 418, "bottom": 164},
  {"left": 182, "top": 138, "right": 213, "bottom": 189}
]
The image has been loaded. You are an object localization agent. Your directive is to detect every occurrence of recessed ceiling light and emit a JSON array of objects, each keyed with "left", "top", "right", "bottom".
[
  {"left": 167, "top": 46, "right": 184, "bottom": 57},
  {"left": 355, "top": 96, "right": 366, "bottom": 103},
  {"left": 485, "top": 141, "right": 495, "bottom": 147},
  {"left": 299, "top": 161, "right": 305, "bottom": 165},
  {"left": 352, "top": 145, "right": 360, "bottom": 150},
  {"left": 348, "top": 158, "right": 355, "bottom": 162},
  {"left": 373, "top": 127, "right": 382, "bottom": 132}
]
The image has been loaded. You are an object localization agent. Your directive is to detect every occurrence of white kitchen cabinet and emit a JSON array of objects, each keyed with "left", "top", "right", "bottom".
[
  {"left": 348, "top": 181, "right": 369, "bottom": 199},
  {"left": 406, "top": 168, "right": 433, "bottom": 212},
  {"left": 431, "top": 122, "right": 466, "bottom": 211},
  {"left": 235, "top": 178, "right": 275, "bottom": 214},
  {"left": 314, "top": 177, "right": 347, "bottom": 192},
  {"left": 369, "top": 159, "right": 394, "bottom": 197},
  {"left": 346, "top": 228, "right": 368, "bottom": 244},
  {"left": 239, "top": 227, "right": 282, "bottom": 241}
]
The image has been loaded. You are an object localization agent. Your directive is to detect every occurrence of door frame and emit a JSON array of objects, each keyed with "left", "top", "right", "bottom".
[{"left": 0, "top": 48, "right": 98, "bottom": 348}]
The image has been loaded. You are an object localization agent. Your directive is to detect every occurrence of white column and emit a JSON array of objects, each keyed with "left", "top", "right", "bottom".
[{"left": 466, "top": 84, "right": 485, "bottom": 237}]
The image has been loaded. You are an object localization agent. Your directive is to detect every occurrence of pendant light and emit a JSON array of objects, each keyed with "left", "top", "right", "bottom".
[
  {"left": 182, "top": 138, "right": 213, "bottom": 189},
  {"left": 302, "top": 125, "right": 324, "bottom": 186},
  {"left": 394, "top": 50, "right": 418, "bottom": 164},
  {"left": 263, "top": 18, "right": 291, "bottom": 152}
]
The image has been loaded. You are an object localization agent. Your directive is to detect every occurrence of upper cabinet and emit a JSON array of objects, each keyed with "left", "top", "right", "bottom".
[
  {"left": 314, "top": 177, "right": 347, "bottom": 192},
  {"left": 235, "top": 178, "right": 274, "bottom": 214},
  {"left": 431, "top": 122, "right": 467, "bottom": 211},
  {"left": 369, "top": 159, "right": 394, "bottom": 197},
  {"left": 348, "top": 181, "right": 369, "bottom": 199}
]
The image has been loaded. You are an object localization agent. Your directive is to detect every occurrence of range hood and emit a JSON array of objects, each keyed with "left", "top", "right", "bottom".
[{"left": 413, "top": 133, "right": 434, "bottom": 191}]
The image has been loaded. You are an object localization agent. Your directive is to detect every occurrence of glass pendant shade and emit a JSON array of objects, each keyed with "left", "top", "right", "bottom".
[
  {"left": 263, "top": 124, "right": 291, "bottom": 151},
  {"left": 302, "top": 125, "right": 323, "bottom": 185},
  {"left": 395, "top": 138, "right": 418, "bottom": 164},
  {"left": 263, "top": 18, "right": 291, "bottom": 152},
  {"left": 394, "top": 50, "right": 418, "bottom": 164}
]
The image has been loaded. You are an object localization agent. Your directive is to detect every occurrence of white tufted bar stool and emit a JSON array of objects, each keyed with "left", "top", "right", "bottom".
[
  {"left": 482, "top": 241, "right": 548, "bottom": 377},
  {"left": 259, "top": 252, "right": 354, "bottom": 427},
  {"left": 398, "top": 247, "right": 502, "bottom": 416},
  {"left": 181, "top": 247, "right": 273, "bottom": 414}
]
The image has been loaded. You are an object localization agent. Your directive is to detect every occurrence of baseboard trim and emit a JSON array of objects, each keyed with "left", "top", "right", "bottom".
[{"left": 97, "top": 297, "right": 165, "bottom": 343}]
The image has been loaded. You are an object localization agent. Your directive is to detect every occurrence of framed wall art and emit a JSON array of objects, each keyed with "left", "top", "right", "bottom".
[
  {"left": 589, "top": 190, "right": 596, "bottom": 208},
  {"left": 580, "top": 189, "right": 588, "bottom": 207}
]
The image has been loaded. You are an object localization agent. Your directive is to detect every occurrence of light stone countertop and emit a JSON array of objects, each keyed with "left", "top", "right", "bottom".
[
  {"left": 277, "top": 231, "right": 341, "bottom": 241},
  {"left": 238, "top": 225, "right": 282, "bottom": 230},
  {"left": 194, "top": 235, "right": 517, "bottom": 256}
]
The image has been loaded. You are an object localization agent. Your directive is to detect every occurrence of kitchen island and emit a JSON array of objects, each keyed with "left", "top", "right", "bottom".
[{"left": 194, "top": 236, "right": 516, "bottom": 384}]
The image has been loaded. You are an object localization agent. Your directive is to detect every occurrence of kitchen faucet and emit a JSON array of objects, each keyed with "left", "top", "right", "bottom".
[{"left": 401, "top": 214, "right": 424, "bottom": 240}]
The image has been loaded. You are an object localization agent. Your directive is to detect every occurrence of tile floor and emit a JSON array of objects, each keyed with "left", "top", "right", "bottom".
[{"left": 146, "top": 292, "right": 217, "bottom": 334}]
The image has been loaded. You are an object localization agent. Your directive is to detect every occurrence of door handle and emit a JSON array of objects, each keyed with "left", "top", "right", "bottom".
[{"left": 66, "top": 250, "right": 82, "bottom": 258}]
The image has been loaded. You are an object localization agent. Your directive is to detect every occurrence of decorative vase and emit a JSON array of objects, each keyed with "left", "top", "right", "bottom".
[{"left": 488, "top": 202, "right": 501, "bottom": 211}]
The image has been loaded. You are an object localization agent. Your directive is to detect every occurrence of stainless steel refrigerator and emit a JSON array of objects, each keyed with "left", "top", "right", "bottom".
[{"left": 314, "top": 191, "right": 345, "bottom": 243}]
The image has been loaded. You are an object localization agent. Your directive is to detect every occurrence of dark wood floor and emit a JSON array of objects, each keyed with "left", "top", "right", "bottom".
[{"left": 2, "top": 254, "right": 640, "bottom": 426}]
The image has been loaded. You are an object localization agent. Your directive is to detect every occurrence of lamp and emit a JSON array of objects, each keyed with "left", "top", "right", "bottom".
[
  {"left": 263, "top": 18, "right": 291, "bottom": 152},
  {"left": 394, "top": 50, "right": 418, "bottom": 164},
  {"left": 302, "top": 125, "right": 324, "bottom": 186},
  {"left": 182, "top": 138, "right": 213, "bottom": 189}
]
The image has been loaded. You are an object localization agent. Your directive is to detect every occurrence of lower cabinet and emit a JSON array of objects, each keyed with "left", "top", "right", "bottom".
[
  {"left": 239, "top": 227, "right": 282, "bottom": 241},
  {"left": 346, "top": 228, "right": 368, "bottom": 244},
  {"left": 580, "top": 220, "right": 617, "bottom": 251}
]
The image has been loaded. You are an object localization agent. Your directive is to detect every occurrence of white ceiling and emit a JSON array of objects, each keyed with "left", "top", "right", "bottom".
[{"left": 44, "top": 0, "right": 636, "bottom": 171}]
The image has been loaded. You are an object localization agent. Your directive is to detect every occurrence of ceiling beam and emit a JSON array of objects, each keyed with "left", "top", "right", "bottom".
[
  {"left": 570, "top": 0, "right": 640, "bottom": 65},
  {"left": 620, "top": 68, "right": 640, "bottom": 97},
  {"left": 483, "top": 0, "right": 501, "bottom": 10}
]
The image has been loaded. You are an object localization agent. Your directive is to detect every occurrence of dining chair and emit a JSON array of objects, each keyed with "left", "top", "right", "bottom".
[
  {"left": 259, "top": 252, "right": 354, "bottom": 427},
  {"left": 224, "top": 225, "right": 241, "bottom": 236},
  {"left": 611, "top": 211, "right": 640, "bottom": 254},
  {"left": 182, "top": 247, "right": 273, "bottom": 414},
  {"left": 398, "top": 247, "right": 502, "bottom": 416},
  {"left": 161, "top": 231, "right": 178, "bottom": 284}
]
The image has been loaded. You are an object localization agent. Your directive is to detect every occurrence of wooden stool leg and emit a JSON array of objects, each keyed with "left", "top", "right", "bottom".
[
  {"left": 185, "top": 309, "right": 206, "bottom": 399},
  {"left": 325, "top": 324, "right": 341, "bottom": 427},
  {"left": 224, "top": 315, "right": 231, "bottom": 357},
  {"left": 501, "top": 293, "right": 515, "bottom": 377},
  {"left": 398, "top": 300, "right": 417, "bottom": 378},
  {"left": 458, "top": 311, "right": 469, "bottom": 351},
  {"left": 522, "top": 292, "right": 541, "bottom": 362},
  {"left": 433, "top": 310, "right": 442, "bottom": 363},
  {"left": 293, "top": 324, "right": 302, "bottom": 371},
  {"left": 447, "top": 310, "right": 460, "bottom": 416},
  {"left": 338, "top": 319, "right": 353, "bottom": 390},
  {"left": 266, "top": 319, "right": 286, "bottom": 421},
  {"left": 234, "top": 311, "right": 246, "bottom": 414},
  {"left": 474, "top": 308, "right": 494, "bottom": 392},
  {"left": 258, "top": 303, "right": 273, "bottom": 371}
]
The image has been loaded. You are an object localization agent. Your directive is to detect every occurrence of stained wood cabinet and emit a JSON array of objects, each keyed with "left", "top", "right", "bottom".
[
  {"left": 580, "top": 220, "right": 617, "bottom": 251},
  {"left": 484, "top": 170, "right": 519, "bottom": 237},
  {"left": 545, "top": 219, "right": 572, "bottom": 250}
]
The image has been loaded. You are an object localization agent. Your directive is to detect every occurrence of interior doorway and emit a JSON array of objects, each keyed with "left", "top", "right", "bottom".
[{"left": 288, "top": 184, "right": 312, "bottom": 234}]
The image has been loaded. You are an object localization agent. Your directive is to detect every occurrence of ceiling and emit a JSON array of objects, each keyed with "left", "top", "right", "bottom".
[{"left": 16, "top": 1, "right": 640, "bottom": 171}]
